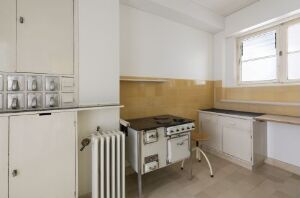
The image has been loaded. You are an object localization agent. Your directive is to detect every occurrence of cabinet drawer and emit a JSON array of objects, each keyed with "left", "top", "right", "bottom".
[
  {"left": 7, "top": 75, "right": 25, "bottom": 91},
  {"left": 61, "top": 93, "right": 75, "bottom": 107},
  {"left": 222, "top": 117, "right": 252, "bottom": 131},
  {"left": 61, "top": 77, "right": 75, "bottom": 92}
]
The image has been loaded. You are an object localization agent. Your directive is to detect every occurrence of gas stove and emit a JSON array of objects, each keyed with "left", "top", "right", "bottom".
[{"left": 127, "top": 114, "right": 194, "bottom": 131}]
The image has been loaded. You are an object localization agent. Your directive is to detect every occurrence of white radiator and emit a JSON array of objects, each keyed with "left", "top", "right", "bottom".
[{"left": 91, "top": 130, "right": 125, "bottom": 198}]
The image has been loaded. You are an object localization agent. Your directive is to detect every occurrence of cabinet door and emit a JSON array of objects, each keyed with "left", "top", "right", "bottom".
[
  {"left": 9, "top": 112, "right": 76, "bottom": 198},
  {"left": 222, "top": 117, "right": 252, "bottom": 162},
  {"left": 200, "top": 113, "right": 222, "bottom": 151},
  {"left": 0, "top": 0, "right": 17, "bottom": 72},
  {"left": 17, "top": 0, "right": 73, "bottom": 74},
  {"left": 0, "top": 116, "right": 8, "bottom": 198}
]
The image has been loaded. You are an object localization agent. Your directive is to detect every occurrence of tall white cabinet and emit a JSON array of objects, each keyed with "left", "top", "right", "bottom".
[
  {"left": 0, "top": 0, "right": 74, "bottom": 74},
  {"left": 9, "top": 112, "right": 76, "bottom": 198},
  {"left": 0, "top": 0, "right": 17, "bottom": 72},
  {"left": 0, "top": 116, "right": 8, "bottom": 198},
  {"left": 17, "top": 0, "right": 74, "bottom": 74},
  {"left": 78, "top": 0, "right": 119, "bottom": 105}
]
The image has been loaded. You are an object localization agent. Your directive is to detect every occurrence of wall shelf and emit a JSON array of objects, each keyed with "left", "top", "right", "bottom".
[
  {"left": 220, "top": 99, "right": 300, "bottom": 107},
  {"left": 120, "top": 77, "right": 168, "bottom": 83}
]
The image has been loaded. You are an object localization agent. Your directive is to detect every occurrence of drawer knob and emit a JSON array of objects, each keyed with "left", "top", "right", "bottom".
[{"left": 12, "top": 169, "right": 18, "bottom": 177}]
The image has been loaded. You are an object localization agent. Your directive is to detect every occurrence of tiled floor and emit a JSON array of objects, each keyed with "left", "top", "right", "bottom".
[{"left": 126, "top": 154, "right": 300, "bottom": 198}]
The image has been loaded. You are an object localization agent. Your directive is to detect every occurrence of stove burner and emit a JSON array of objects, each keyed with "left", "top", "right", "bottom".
[
  {"left": 173, "top": 118, "right": 185, "bottom": 123},
  {"left": 153, "top": 117, "right": 170, "bottom": 121}
]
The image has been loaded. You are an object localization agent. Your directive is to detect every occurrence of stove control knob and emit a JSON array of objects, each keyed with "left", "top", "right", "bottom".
[
  {"left": 170, "top": 130, "right": 174, "bottom": 133},
  {"left": 176, "top": 129, "right": 180, "bottom": 132},
  {"left": 187, "top": 127, "right": 190, "bottom": 129},
  {"left": 181, "top": 128, "right": 185, "bottom": 130},
  {"left": 192, "top": 125, "right": 195, "bottom": 129}
]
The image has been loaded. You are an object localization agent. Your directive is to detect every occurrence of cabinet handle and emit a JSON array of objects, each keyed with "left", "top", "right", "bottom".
[
  {"left": 19, "top": 17, "right": 24, "bottom": 24},
  {"left": 12, "top": 169, "right": 18, "bottom": 177}
]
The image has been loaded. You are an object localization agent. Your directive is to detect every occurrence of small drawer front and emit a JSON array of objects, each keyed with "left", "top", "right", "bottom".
[
  {"left": 61, "top": 93, "right": 75, "bottom": 107},
  {"left": 27, "top": 75, "right": 43, "bottom": 91},
  {"left": 144, "top": 130, "right": 158, "bottom": 144},
  {"left": 27, "top": 93, "right": 43, "bottom": 109},
  {"left": 45, "top": 93, "right": 59, "bottom": 108},
  {"left": 7, "top": 75, "right": 25, "bottom": 91},
  {"left": 7, "top": 93, "right": 25, "bottom": 110},
  {"left": 61, "top": 77, "right": 75, "bottom": 92},
  {"left": 0, "top": 74, "right": 3, "bottom": 91},
  {"left": 144, "top": 161, "right": 159, "bottom": 173},
  {"left": 222, "top": 116, "right": 252, "bottom": 131},
  {"left": 0, "top": 93, "right": 3, "bottom": 109},
  {"left": 45, "top": 76, "right": 60, "bottom": 91}
]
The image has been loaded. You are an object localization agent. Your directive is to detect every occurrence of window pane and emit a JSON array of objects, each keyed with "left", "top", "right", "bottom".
[
  {"left": 288, "top": 52, "right": 300, "bottom": 80},
  {"left": 287, "top": 22, "right": 300, "bottom": 52},
  {"left": 241, "top": 57, "right": 277, "bottom": 82},
  {"left": 242, "top": 30, "right": 276, "bottom": 61}
]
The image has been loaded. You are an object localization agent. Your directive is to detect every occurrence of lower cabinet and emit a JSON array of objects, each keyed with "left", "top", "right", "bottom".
[
  {"left": 222, "top": 117, "right": 252, "bottom": 162},
  {"left": 200, "top": 113, "right": 222, "bottom": 152},
  {"left": 9, "top": 112, "right": 76, "bottom": 198},
  {"left": 0, "top": 116, "right": 8, "bottom": 198},
  {"left": 200, "top": 111, "right": 266, "bottom": 168}
]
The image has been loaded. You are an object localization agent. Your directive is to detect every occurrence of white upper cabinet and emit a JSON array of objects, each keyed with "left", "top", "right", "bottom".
[
  {"left": 0, "top": 116, "right": 8, "bottom": 198},
  {"left": 0, "top": 0, "right": 17, "bottom": 72},
  {"left": 78, "top": 0, "right": 119, "bottom": 105},
  {"left": 17, "top": 0, "right": 74, "bottom": 74}
]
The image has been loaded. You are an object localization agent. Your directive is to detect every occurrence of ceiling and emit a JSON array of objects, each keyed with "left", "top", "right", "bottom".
[
  {"left": 192, "top": 0, "right": 259, "bottom": 16},
  {"left": 120, "top": 0, "right": 260, "bottom": 33}
]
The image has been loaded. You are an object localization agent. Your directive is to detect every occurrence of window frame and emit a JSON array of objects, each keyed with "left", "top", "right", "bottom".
[{"left": 236, "top": 18, "right": 300, "bottom": 86}]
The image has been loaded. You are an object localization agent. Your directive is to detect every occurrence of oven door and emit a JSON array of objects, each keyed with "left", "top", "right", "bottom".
[{"left": 167, "top": 135, "right": 190, "bottom": 164}]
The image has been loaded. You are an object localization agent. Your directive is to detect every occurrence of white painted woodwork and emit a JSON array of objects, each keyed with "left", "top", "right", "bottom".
[
  {"left": 0, "top": 116, "right": 8, "bottom": 198},
  {"left": 9, "top": 112, "right": 76, "bottom": 198},
  {"left": 0, "top": 0, "right": 17, "bottom": 72},
  {"left": 17, "top": 0, "right": 74, "bottom": 74},
  {"left": 222, "top": 117, "right": 252, "bottom": 162},
  {"left": 78, "top": 0, "right": 119, "bottom": 105},
  {"left": 200, "top": 113, "right": 222, "bottom": 151}
]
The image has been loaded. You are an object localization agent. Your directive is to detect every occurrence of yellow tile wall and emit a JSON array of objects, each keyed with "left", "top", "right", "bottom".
[
  {"left": 120, "top": 77, "right": 214, "bottom": 130},
  {"left": 120, "top": 77, "right": 300, "bottom": 129},
  {"left": 214, "top": 81, "right": 300, "bottom": 116}
]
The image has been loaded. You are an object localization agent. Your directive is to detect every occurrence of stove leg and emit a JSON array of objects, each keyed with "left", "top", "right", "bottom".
[
  {"left": 189, "top": 133, "right": 193, "bottom": 180},
  {"left": 138, "top": 173, "right": 142, "bottom": 198}
]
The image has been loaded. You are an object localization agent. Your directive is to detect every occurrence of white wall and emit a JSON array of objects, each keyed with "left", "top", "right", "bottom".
[
  {"left": 120, "top": 5, "right": 213, "bottom": 80},
  {"left": 267, "top": 122, "right": 300, "bottom": 167}
]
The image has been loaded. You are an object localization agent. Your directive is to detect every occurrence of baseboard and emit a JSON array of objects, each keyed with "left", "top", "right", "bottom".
[
  {"left": 265, "top": 158, "right": 300, "bottom": 176},
  {"left": 203, "top": 146, "right": 253, "bottom": 170}
]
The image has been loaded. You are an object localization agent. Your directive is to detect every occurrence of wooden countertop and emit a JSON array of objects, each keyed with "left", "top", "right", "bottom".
[{"left": 255, "top": 114, "right": 300, "bottom": 125}]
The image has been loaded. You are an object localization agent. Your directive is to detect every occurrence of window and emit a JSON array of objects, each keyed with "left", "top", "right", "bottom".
[
  {"left": 287, "top": 22, "right": 300, "bottom": 80},
  {"left": 237, "top": 18, "right": 300, "bottom": 84}
]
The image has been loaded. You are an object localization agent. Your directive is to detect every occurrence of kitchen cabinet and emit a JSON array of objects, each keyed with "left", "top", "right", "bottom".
[
  {"left": 0, "top": 116, "right": 8, "bottom": 198},
  {"left": 17, "top": 0, "right": 74, "bottom": 74},
  {"left": 0, "top": 0, "right": 17, "bottom": 72},
  {"left": 78, "top": 0, "right": 119, "bottom": 104},
  {"left": 199, "top": 111, "right": 267, "bottom": 169},
  {"left": 9, "top": 112, "right": 76, "bottom": 198},
  {"left": 222, "top": 117, "right": 252, "bottom": 162},
  {"left": 200, "top": 113, "right": 222, "bottom": 152}
]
